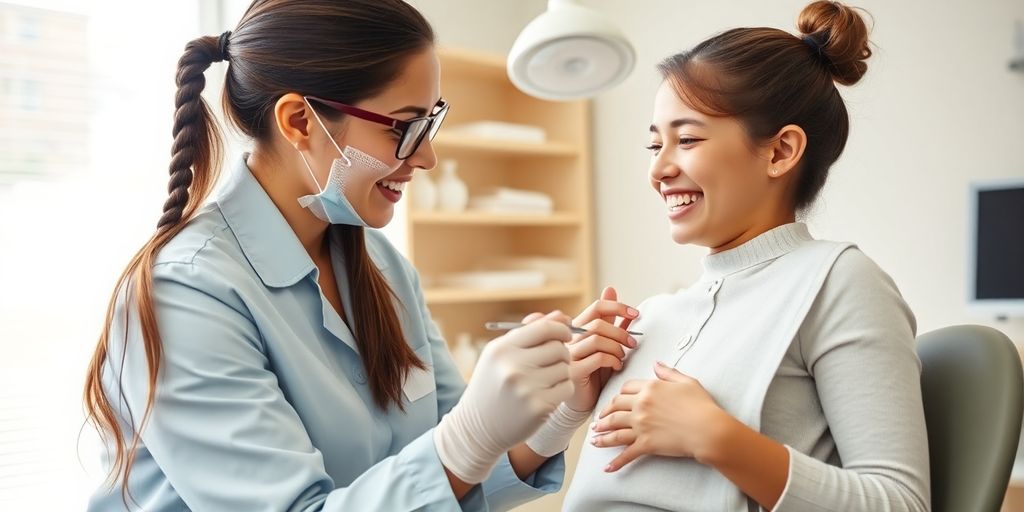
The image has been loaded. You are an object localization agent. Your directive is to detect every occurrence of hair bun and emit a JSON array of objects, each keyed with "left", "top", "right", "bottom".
[{"left": 797, "top": 1, "right": 872, "bottom": 85}]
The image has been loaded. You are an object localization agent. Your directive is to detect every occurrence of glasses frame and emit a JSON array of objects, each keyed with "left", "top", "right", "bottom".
[{"left": 305, "top": 95, "right": 449, "bottom": 159}]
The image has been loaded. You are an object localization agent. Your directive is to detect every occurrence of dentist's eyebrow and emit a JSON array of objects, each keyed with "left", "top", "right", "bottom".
[
  {"left": 649, "top": 118, "right": 707, "bottom": 132},
  {"left": 390, "top": 98, "right": 444, "bottom": 117},
  {"left": 390, "top": 105, "right": 428, "bottom": 116}
]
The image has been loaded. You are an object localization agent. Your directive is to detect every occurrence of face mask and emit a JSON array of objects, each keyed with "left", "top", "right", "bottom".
[{"left": 296, "top": 99, "right": 398, "bottom": 226}]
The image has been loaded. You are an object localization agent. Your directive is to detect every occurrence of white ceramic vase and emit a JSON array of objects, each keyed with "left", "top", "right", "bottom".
[
  {"left": 411, "top": 173, "right": 437, "bottom": 211},
  {"left": 437, "top": 159, "right": 468, "bottom": 212}
]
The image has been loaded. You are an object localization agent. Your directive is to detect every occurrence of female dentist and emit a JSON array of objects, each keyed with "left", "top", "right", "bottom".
[{"left": 83, "top": 1, "right": 636, "bottom": 510}]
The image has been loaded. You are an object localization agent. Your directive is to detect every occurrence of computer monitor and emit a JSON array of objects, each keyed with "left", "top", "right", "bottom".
[{"left": 968, "top": 178, "right": 1024, "bottom": 318}]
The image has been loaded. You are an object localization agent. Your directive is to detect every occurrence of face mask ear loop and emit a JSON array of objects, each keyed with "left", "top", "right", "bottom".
[
  {"left": 297, "top": 150, "right": 326, "bottom": 194},
  {"left": 302, "top": 96, "right": 353, "bottom": 168}
]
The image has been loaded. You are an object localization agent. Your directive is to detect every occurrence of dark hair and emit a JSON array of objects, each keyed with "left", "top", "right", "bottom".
[
  {"left": 84, "top": 0, "right": 433, "bottom": 505},
  {"left": 657, "top": 0, "right": 872, "bottom": 210}
]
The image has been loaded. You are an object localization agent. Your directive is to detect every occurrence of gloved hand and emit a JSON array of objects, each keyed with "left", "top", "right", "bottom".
[{"left": 434, "top": 318, "right": 574, "bottom": 484}]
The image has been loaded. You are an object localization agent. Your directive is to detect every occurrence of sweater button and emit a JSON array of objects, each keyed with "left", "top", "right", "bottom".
[{"left": 708, "top": 279, "right": 722, "bottom": 294}]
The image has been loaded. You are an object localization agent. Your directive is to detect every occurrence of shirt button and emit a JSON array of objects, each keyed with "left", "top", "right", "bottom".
[
  {"left": 354, "top": 369, "right": 367, "bottom": 384},
  {"left": 708, "top": 279, "right": 722, "bottom": 294}
]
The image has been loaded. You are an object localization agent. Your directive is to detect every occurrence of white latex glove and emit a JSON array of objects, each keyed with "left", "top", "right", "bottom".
[
  {"left": 525, "top": 402, "right": 593, "bottom": 457},
  {"left": 434, "top": 319, "right": 574, "bottom": 484}
]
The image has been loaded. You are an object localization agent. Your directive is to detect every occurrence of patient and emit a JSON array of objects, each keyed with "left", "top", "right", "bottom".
[{"left": 562, "top": 1, "right": 930, "bottom": 510}]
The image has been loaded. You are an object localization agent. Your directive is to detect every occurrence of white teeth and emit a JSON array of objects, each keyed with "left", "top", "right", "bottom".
[
  {"left": 379, "top": 180, "right": 406, "bottom": 193},
  {"left": 665, "top": 192, "right": 702, "bottom": 209}
]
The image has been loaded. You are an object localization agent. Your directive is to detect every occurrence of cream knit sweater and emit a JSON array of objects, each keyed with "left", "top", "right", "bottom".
[{"left": 563, "top": 223, "right": 930, "bottom": 512}]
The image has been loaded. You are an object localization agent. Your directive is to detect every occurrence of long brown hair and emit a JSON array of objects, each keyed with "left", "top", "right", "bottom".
[
  {"left": 83, "top": 0, "right": 433, "bottom": 503},
  {"left": 657, "top": 0, "right": 872, "bottom": 209}
]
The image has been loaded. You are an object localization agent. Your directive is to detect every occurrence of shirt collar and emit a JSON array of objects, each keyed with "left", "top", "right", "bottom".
[
  {"left": 701, "top": 222, "right": 814, "bottom": 277},
  {"left": 216, "top": 154, "right": 316, "bottom": 288}
]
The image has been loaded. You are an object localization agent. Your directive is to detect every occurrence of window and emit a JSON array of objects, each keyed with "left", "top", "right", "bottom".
[
  {"left": 0, "top": 1, "right": 204, "bottom": 509},
  {"left": 0, "top": 3, "right": 89, "bottom": 180},
  {"left": 16, "top": 14, "right": 38, "bottom": 41}
]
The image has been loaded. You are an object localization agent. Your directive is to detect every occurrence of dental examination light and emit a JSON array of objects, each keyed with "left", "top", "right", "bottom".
[{"left": 507, "top": 0, "right": 636, "bottom": 101}]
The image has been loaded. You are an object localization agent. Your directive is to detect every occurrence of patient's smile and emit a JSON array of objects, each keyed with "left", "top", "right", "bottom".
[
  {"left": 664, "top": 191, "right": 703, "bottom": 220},
  {"left": 665, "top": 192, "right": 702, "bottom": 208}
]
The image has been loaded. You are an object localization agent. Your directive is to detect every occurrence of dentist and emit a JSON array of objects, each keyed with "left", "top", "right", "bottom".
[{"left": 83, "top": 1, "right": 633, "bottom": 510}]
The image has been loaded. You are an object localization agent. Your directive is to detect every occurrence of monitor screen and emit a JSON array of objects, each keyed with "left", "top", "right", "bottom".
[{"left": 972, "top": 183, "right": 1024, "bottom": 309}]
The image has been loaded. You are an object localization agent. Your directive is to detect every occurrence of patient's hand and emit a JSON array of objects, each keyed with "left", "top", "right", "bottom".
[
  {"left": 591, "top": 362, "right": 729, "bottom": 472},
  {"left": 563, "top": 286, "right": 640, "bottom": 413}
]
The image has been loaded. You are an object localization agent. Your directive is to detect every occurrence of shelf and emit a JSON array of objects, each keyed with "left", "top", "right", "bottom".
[
  {"left": 411, "top": 46, "right": 593, "bottom": 347},
  {"left": 437, "top": 47, "right": 507, "bottom": 79},
  {"left": 431, "top": 132, "right": 580, "bottom": 157},
  {"left": 410, "top": 211, "right": 581, "bottom": 226},
  {"left": 424, "top": 285, "right": 583, "bottom": 305}
]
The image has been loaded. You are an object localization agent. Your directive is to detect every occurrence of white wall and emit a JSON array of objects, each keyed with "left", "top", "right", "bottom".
[
  {"left": 407, "top": 0, "right": 542, "bottom": 55},
  {"left": 582, "top": 0, "right": 1024, "bottom": 342}
]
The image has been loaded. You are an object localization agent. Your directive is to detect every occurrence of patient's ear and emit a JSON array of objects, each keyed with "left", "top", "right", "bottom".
[{"left": 766, "top": 124, "right": 806, "bottom": 178}]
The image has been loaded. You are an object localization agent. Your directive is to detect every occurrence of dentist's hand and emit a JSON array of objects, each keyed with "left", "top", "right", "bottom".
[{"left": 434, "top": 316, "right": 573, "bottom": 483}]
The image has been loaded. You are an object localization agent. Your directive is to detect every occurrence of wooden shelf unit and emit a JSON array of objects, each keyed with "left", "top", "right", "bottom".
[
  {"left": 405, "top": 46, "right": 594, "bottom": 345},
  {"left": 423, "top": 285, "right": 584, "bottom": 305},
  {"left": 410, "top": 211, "right": 581, "bottom": 227},
  {"left": 431, "top": 132, "right": 580, "bottom": 157}
]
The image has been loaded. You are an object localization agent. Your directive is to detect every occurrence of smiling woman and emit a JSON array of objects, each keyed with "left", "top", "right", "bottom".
[{"left": 562, "top": 2, "right": 931, "bottom": 511}]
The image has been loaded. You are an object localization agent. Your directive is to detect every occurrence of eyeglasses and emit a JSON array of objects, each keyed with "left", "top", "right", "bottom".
[{"left": 305, "top": 95, "right": 449, "bottom": 160}]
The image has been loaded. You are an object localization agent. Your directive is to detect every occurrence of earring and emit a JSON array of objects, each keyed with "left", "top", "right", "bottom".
[{"left": 770, "top": 168, "right": 779, "bottom": 176}]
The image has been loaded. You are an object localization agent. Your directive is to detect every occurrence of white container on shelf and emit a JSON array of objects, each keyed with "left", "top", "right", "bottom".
[
  {"left": 445, "top": 121, "right": 547, "bottom": 143},
  {"left": 468, "top": 187, "right": 554, "bottom": 215},
  {"left": 452, "top": 332, "right": 479, "bottom": 378},
  {"left": 411, "top": 173, "right": 437, "bottom": 211},
  {"left": 437, "top": 159, "right": 468, "bottom": 212},
  {"left": 438, "top": 270, "right": 546, "bottom": 290},
  {"left": 482, "top": 256, "right": 578, "bottom": 284}
]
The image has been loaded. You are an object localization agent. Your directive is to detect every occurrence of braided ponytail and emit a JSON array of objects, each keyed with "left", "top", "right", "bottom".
[
  {"left": 160, "top": 35, "right": 225, "bottom": 229},
  {"left": 84, "top": 34, "right": 225, "bottom": 507}
]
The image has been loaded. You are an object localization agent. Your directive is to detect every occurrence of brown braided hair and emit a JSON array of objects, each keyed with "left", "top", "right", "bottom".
[{"left": 83, "top": 0, "right": 433, "bottom": 507}]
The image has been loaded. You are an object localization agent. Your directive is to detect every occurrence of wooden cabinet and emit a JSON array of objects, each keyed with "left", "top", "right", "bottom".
[
  {"left": 406, "top": 47, "right": 594, "bottom": 354},
  {"left": 403, "top": 47, "right": 593, "bottom": 511}
]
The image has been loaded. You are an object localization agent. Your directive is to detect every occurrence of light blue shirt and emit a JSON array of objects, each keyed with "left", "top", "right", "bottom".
[{"left": 88, "top": 156, "right": 565, "bottom": 511}]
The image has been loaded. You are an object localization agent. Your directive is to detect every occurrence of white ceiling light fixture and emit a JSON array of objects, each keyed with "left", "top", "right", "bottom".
[{"left": 507, "top": 0, "right": 636, "bottom": 101}]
